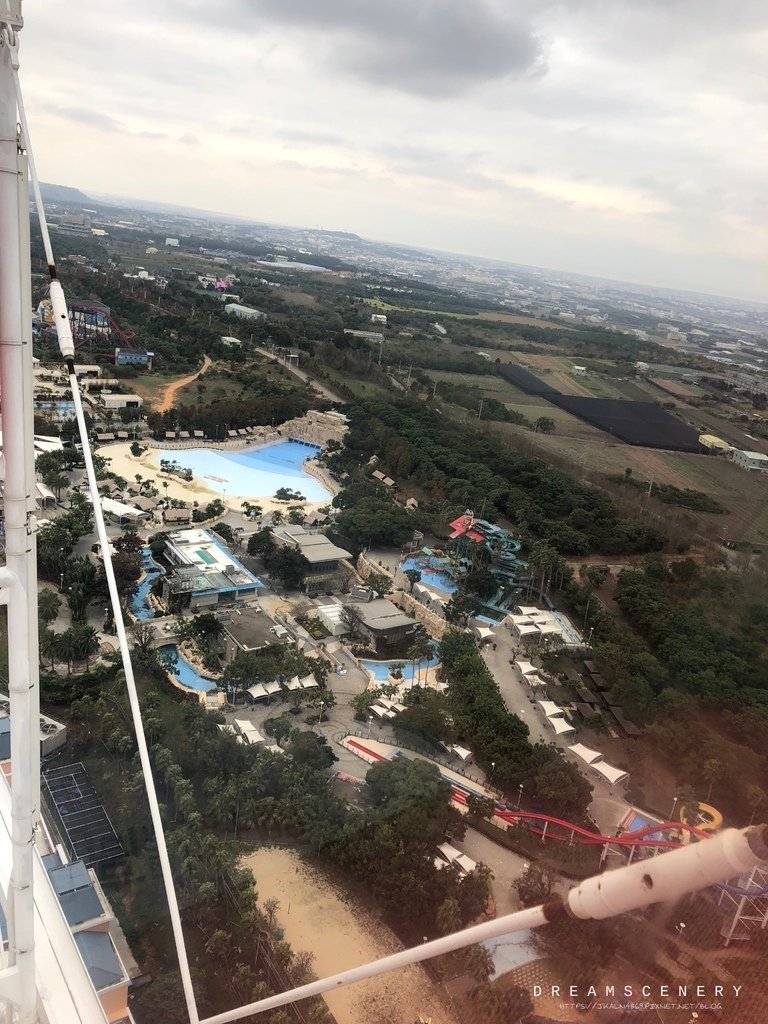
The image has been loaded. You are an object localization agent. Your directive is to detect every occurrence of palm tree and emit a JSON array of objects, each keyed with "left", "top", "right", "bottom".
[
  {"left": 39, "top": 628, "right": 59, "bottom": 671},
  {"left": 38, "top": 588, "right": 61, "bottom": 626},
  {"left": 72, "top": 625, "right": 100, "bottom": 670},
  {"left": 407, "top": 632, "right": 432, "bottom": 687},
  {"left": 55, "top": 629, "right": 78, "bottom": 674}
]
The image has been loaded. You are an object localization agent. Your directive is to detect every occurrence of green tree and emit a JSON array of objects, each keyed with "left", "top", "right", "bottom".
[
  {"left": 466, "top": 793, "right": 495, "bottom": 824},
  {"left": 288, "top": 731, "right": 337, "bottom": 770},
  {"left": 268, "top": 547, "right": 310, "bottom": 589},
  {"left": 514, "top": 863, "right": 557, "bottom": 907},
  {"left": 404, "top": 567, "right": 422, "bottom": 592},
  {"left": 247, "top": 527, "right": 274, "bottom": 558},
  {"left": 367, "top": 571, "right": 392, "bottom": 599},
  {"left": 37, "top": 588, "right": 61, "bottom": 625}
]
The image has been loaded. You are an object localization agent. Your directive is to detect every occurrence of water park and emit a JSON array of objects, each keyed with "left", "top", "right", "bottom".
[{"left": 401, "top": 511, "right": 527, "bottom": 614}]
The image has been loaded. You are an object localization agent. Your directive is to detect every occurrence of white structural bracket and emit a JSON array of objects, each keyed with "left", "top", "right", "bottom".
[
  {"left": 0, "top": 964, "right": 22, "bottom": 1008},
  {"left": 0, "top": 564, "right": 17, "bottom": 605}
]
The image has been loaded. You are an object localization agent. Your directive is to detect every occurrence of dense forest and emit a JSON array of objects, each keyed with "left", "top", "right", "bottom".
[{"left": 325, "top": 397, "right": 665, "bottom": 556}]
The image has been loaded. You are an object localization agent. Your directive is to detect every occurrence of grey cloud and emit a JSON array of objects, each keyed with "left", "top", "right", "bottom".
[
  {"left": 50, "top": 106, "right": 123, "bottom": 132},
  {"left": 237, "top": 0, "right": 543, "bottom": 97},
  {"left": 274, "top": 128, "right": 346, "bottom": 146}
]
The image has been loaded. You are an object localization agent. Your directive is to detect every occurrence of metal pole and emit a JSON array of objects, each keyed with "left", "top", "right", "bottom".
[{"left": 0, "top": 14, "right": 39, "bottom": 1016}]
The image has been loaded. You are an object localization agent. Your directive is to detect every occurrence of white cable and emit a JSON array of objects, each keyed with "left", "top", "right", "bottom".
[{"left": 11, "top": 57, "right": 201, "bottom": 1024}]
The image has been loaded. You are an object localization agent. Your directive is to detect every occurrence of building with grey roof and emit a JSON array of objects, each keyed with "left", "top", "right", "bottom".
[
  {"left": 271, "top": 525, "right": 352, "bottom": 597},
  {"left": 347, "top": 597, "right": 418, "bottom": 652}
]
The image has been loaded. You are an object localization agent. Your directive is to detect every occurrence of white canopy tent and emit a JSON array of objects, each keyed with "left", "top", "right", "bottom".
[
  {"left": 246, "top": 684, "right": 268, "bottom": 702},
  {"left": 547, "top": 716, "right": 576, "bottom": 737},
  {"left": 568, "top": 743, "right": 603, "bottom": 765},
  {"left": 515, "top": 660, "right": 537, "bottom": 676},
  {"left": 590, "top": 761, "right": 629, "bottom": 787},
  {"left": 264, "top": 680, "right": 282, "bottom": 696},
  {"left": 300, "top": 674, "right": 319, "bottom": 690},
  {"left": 537, "top": 700, "right": 565, "bottom": 718},
  {"left": 523, "top": 673, "right": 547, "bottom": 690},
  {"left": 284, "top": 676, "right": 302, "bottom": 691}
]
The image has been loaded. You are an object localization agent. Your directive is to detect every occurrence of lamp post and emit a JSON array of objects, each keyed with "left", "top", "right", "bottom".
[
  {"left": 670, "top": 795, "right": 679, "bottom": 821},
  {"left": 490, "top": 761, "right": 495, "bottom": 784},
  {"left": 59, "top": 571, "right": 64, "bottom": 593},
  {"left": 319, "top": 700, "right": 325, "bottom": 724},
  {"left": 367, "top": 714, "right": 373, "bottom": 739},
  {"left": 517, "top": 783, "right": 524, "bottom": 810},
  {"left": 676, "top": 921, "right": 686, "bottom": 938}
]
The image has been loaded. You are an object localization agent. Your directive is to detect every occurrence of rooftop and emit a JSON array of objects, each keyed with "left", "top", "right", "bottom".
[
  {"left": 273, "top": 525, "right": 351, "bottom": 563},
  {"left": 222, "top": 606, "right": 284, "bottom": 652},
  {"left": 351, "top": 597, "right": 416, "bottom": 632}
]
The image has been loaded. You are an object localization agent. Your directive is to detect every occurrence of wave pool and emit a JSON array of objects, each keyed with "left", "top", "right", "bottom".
[{"left": 161, "top": 440, "right": 330, "bottom": 501}]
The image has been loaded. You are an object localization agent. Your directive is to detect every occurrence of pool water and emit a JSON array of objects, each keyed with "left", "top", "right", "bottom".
[
  {"left": 160, "top": 644, "right": 218, "bottom": 693},
  {"left": 164, "top": 440, "right": 330, "bottom": 501},
  {"left": 362, "top": 650, "right": 440, "bottom": 682},
  {"left": 400, "top": 556, "right": 459, "bottom": 594},
  {"left": 132, "top": 549, "right": 163, "bottom": 621}
]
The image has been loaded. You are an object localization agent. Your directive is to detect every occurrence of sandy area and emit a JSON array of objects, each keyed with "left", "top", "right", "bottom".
[
  {"left": 243, "top": 847, "right": 459, "bottom": 1024},
  {"left": 96, "top": 442, "right": 329, "bottom": 515}
]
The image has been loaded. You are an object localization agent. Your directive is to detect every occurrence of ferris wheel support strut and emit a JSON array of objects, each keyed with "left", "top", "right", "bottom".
[{"left": 0, "top": 4, "right": 41, "bottom": 1021}]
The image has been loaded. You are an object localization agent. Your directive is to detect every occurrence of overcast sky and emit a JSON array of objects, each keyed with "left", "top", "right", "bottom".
[{"left": 20, "top": 1, "right": 767, "bottom": 300}]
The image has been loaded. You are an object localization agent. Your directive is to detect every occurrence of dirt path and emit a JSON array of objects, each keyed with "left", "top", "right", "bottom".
[
  {"left": 156, "top": 354, "right": 212, "bottom": 412},
  {"left": 243, "top": 847, "right": 459, "bottom": 1024}
]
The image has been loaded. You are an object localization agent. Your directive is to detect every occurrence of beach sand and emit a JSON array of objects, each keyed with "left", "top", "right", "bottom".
[{"left": 243, "top": 847, "right": 459, "bottom": 1024}]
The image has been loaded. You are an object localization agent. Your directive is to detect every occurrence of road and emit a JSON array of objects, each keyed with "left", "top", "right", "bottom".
[
  {"left": 156, "top": 354, "right": 212, "bottom": 412},
  {"left": 254, "top": 345, "right": 344, "bottom": 403}
]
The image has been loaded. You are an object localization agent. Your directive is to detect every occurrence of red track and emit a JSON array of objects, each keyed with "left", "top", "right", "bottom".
[{"left": 345, "top": 739, "right": 711, "bottom": 849}]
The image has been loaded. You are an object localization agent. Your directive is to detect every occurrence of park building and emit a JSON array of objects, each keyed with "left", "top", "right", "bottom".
[
  {"left": 271, "top": 525, "right": 353, "bottom": 598},
  {"left": 99, "top": 392, "right": 143, "bottom": 412},
  {"left": 224, "top": 303, "right": 266, "bottom": 321},
  {"left": 698, "top": 433, "right": 733, "bottom": 455},
  {"left": 345, "top": 595, "right": 418, "bottom": 652},
  {"left": 221, "top": 605, "right": 289, "bottom": 663},
  {"left": 161, "top": 528, "right": 262, "bottom": 610}
]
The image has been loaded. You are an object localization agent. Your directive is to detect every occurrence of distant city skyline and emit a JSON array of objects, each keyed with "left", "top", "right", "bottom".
[{"left": 20, "top": 0, "right": 767, "bottom": 301}]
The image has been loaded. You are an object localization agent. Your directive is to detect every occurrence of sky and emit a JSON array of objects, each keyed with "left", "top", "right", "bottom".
[{"left": 19, "top": 0, "right": 768, "bottom": 300}]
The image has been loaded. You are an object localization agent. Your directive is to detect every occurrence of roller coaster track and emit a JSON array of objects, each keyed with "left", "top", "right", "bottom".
[{"left": 345, "top": 738, "right": 712, "bottom": 849}]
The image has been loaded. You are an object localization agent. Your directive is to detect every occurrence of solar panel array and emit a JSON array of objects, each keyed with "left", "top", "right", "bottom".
[
  {"left": 43, "top": 763, "right": 123, "bottom": 866},
  {"left": 494, "top": 363, "right": 703, "bottom": 451}
]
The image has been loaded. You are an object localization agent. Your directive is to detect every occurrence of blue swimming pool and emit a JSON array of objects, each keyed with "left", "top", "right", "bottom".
[
  {"left": 362, "top": 650, "right": 440, "bottom": 682},
  {"left": 159, "top": 644, "right": 218, "bottom": 693},
  {"left": 400, "top": 556, "right": 459, "bottom": 594},
  {"left": 132, "top": 549, "right": 163, "bottom": 621},
  {"left": 163, "top": 440, "right": 331, "bottom": 502}
]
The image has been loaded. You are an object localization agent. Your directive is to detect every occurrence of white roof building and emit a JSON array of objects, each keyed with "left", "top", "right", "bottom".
[{"left": 730, "top": 449, "right": 768, "bottom": 473}]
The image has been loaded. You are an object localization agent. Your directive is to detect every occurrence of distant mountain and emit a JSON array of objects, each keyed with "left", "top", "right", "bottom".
[{"left": 32, "top": 182, "right": 93, "bottom": 205}]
